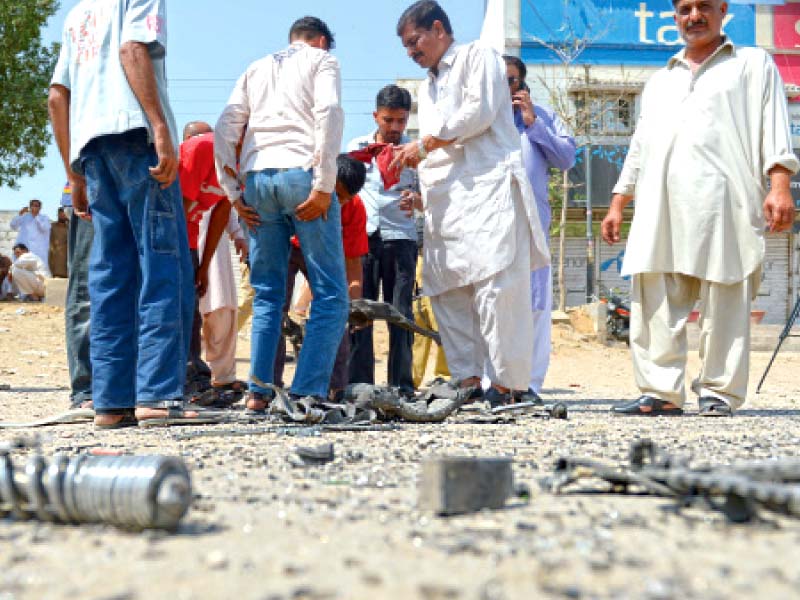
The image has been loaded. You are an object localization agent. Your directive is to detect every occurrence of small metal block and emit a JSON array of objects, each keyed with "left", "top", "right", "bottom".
[{"left": 418, "top": 457, "right": 514, "bottom": 516}]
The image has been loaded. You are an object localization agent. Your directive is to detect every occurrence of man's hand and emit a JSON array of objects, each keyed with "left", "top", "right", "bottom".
[
  {"left": 149, "top": 125, "right": 178, "bottom": 189},
  {"left": 234, "top": 237, "right": 249, "bottom": 263},
  {"left": 764, "top": 188, "right": 795, "bottom": 233},
  {"left": 233, "top": 198, "right": 261, "bottom": 231},
  {"left": 18, "top": 207, "right": 29, "bottom": 216},
  {"left": 512, "top": 89, "right": 536, "bottom": 127},
  {"left": 601, "top": 194, "right": 633, "bottom": 245},
  {"left": 399, "top": 190, "right": 423, "bottom": 217},
  {"left": 296, "top": 190, "right": 331, "bottom": 222},
  {"left": 390, "top": 142, "right": 422, "bottom": 172},
  {"left": 195, "top": 264, "right": 210, "bottom": 298},
  {"left": 70, "top": 173, "right": 91, "bottom": 221}
]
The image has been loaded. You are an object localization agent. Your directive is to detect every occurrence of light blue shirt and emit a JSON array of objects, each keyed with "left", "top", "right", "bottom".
[
  {"left": 51, "top": 0, "right": 178, "bottom": 172},
  {"left": 347, "top": 132, "right": 419, "bottom": 242},
  {"left": 514, "top": 106, "right": 576, "bottom": 234}
]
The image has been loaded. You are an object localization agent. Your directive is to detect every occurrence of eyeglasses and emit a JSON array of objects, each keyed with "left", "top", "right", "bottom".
[{"left": 508, "top": 76, "right": 521, "bottom": 86}]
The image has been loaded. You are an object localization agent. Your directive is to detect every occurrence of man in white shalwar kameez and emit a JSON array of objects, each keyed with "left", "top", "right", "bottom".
[
  {"left": 602, "top": 0, "right": 799, "bottom": 416},
  {"left": 9, "top": 244, "right": 47, "bottom": 301},
  {"left": 198, "top": 207, "right": 247, "bottom": 393},
  {"left": 393, "top": 1, "right": 550, "bottom": 406}
]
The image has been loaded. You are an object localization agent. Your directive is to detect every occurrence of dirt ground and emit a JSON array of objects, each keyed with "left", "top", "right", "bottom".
[{"left": 1, "top": 303, "right": 800, "bottom": 600}]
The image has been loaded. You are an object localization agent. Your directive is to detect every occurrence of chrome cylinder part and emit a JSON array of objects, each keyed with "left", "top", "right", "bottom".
[{"left": 0, "top": 453, "right": 191, "bottom": 531}]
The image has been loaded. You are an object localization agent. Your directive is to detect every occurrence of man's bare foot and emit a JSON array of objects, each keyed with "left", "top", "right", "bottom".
[{"left": 134, "top": 407, "right": 200, "bottom": 421}]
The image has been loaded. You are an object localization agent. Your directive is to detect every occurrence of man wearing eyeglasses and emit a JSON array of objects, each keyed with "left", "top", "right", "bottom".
[
  {"left": 391, "top": 0, "right": 551, "bottom": 407},
  {"left": 504, "top": 55, "right": 576, "bottom": 402}
]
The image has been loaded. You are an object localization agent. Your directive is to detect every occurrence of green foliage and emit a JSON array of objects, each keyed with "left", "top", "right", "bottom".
[{"left": 0, "top": 0, "right": 60, "bottom": 188}]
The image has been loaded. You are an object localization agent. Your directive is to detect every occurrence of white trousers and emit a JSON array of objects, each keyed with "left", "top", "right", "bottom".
[
  {"left": 631, "top": 272, "right": 754, "bottom": 409},
  {"left": 433, "top": 192, "right": 533, "bottom": 390},
  {"left": 529, "top": 265, "right": 552, "bottom": 393},
  {"left": 202, "top": 307, "right": 237, "bottom": 385},
  {"left": 11, "top": 266, "right": 45, "bottom": 298}
]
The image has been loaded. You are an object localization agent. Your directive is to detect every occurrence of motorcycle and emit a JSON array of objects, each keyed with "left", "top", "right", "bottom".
[{"left": 603, "top": 291, "right": 631, "bottom": 345}]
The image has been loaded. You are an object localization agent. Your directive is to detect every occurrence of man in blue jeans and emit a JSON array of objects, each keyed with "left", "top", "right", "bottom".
[
  {"left": 215, "top": 16, "right": 347, "bottom": 411},
  {"left": 49, "top": 0, "right": 204, "bottom": 428}
]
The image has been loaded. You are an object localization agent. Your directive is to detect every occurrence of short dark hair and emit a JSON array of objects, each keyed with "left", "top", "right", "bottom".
[
  {"left": 336, "top": 154, "right": 367, "bottom": 197},
  {"left": 13, "top": 243, "right": 28, "bottom": 252},
  {"left": 502, "top": 55, "right": 527, "bottom": 81},
  {"left": 29, "top": 199, "right": 41, "bottom": 207},
  {"left": 396, "top": 1, "right": 453, "bottom": 36},
  {"left": 376, "top": 85, "right": 412, "bottom": 111},
  {"left": 289, "top": 16, "right": 335, "bottom": 50}
]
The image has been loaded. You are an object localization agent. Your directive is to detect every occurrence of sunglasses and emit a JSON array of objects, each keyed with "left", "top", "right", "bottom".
[{"left": 508, "top": 76, "right": 521, "bottom": 86}]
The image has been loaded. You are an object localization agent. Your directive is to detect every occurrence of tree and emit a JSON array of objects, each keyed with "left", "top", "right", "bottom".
[{"left": 0, "top": 0, "right": 60, "bottom": 188}]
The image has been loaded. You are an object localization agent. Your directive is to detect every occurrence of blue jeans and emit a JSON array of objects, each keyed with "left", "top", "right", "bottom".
[
  {"left": 65, "top": 211, "right": 93, "bottom": 406},
  {"left": 80, "top": 129, "right": 195, "bottom": 412},
  {"left": 246, "top": 168, "right": 348, "bottom": 398}
]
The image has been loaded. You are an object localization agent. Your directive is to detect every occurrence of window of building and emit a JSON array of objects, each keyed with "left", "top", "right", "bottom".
[{"left": 570, "top": 90, "right": 636, "bottom": 137}]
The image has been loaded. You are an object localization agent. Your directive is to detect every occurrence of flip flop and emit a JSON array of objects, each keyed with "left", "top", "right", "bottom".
[
  {"left": 95, "top": 410, "right": 138, "bottom": 430},
  {"left": 137, "top": 407, "right": 230, "bottom": 428},
  {"left": 698, "top": 397, "right": 732, "bottom": 417}
]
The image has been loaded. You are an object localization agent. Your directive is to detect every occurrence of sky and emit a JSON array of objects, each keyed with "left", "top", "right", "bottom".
[{"left": 0, "top": 0, "right": 486, "bottom": 218}]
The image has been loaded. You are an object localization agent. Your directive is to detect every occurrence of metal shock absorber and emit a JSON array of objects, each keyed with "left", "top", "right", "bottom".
[{"left": 0, "top": 451, "right": 192, "bottom": 531}]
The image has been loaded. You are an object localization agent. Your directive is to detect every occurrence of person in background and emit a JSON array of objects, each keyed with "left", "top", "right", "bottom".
[
  {"left": 602, "top": 0, "right": 798, "bottom": 416},
  {"left": 179, "top": 121, "right": 233, "bottom": 397},
  {"left": 274, "top": 154, "right": 368, "bottom": 400},
  {"left": 392, "top": 1, "right": 550, "bottom": 407},
  {"left": 197, "top": 204, "right": 248, "bottom": 404},
  {"left": 9, "top": 243, "right": 47, "bottom": 302},
  {"left": 11, "top": 199, "right": 51, "bottom": 276},
  {"left": 215, "top": 16, "right": 347, "bottom": 412},
  {"left": 503, "top": 54, "right": 576, "bottom": 402},
  {"left": 49, "top": 207, "right": 70, "bottom": 278},
  {"left": 49, "top": 0, "right": 204, "bottom": 428},
  {"left": 348, "top": 84, "right": 418, "bottom": 396}
]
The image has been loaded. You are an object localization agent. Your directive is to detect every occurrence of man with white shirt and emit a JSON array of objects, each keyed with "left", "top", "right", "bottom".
[
  {"left": 49, "top": 0, "right": 200, "bottom": 428},
  {"left": 9, "top": 244, "right": 47, "bottom": 301},
  {"left": 11, "top": 199, "right": 51, "bottom": 276},
  {"left": 215, "top": 16, "right": 348, "bottom": 412},
  {"left": 601, "top": 0, "right": 799, "bottom": 416},
  {"left": 348, "top": 84, "right": 418, "bottom": 395},
  {"left": 392, "top": 1, "right": 550, "bottom": 406}
]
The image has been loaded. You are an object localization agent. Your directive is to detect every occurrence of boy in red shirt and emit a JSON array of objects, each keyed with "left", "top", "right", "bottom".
[
  {"left": 273, "top": 154, "right": 368, "bottom": 400},
  {"left": 178, "top": 122, "right": 233, "bottom": 394}
]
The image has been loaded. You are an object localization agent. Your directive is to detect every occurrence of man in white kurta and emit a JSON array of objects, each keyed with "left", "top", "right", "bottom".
[
  {"left": 199, "top": 207, "right": 247, "bottom": 389},
  {"left": 602, "top": 0, "right": 799, "bottom": 416},
  {"left": 10, "top": 245, "right": 47, "bottom": 301},
  {"left": 393, "top": 1, "right": 550, "bottom": 405},
  {"left": 11, "top": 199, "right": 51, "bottom": 277}
]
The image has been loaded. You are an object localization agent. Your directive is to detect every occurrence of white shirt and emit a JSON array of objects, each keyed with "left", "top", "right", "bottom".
[
  {"left": 12, "top": 252, "right": 48, "bottom": 280},
  {"left": 614, "top": 41, "right": 800, "bottom": 284},
  {"left": 416, "top": 41, "right": 550, "bottom": 296},
  {"left": 198, "top": 208, "right": 245, "bottom": 314},
  {"left": 215, "top": 42, "right": 344, "bottom": 201},
  {"left": 50, "top": 0, "right": 178, "bottom": 172},
  {"left": 10, "top": 213, "right": 51, "bottom": 275}
]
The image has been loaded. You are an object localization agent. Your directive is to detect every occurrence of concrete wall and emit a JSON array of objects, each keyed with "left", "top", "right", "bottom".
[{"left": 0, "top": 211, "right": 17, "bottom": 259}]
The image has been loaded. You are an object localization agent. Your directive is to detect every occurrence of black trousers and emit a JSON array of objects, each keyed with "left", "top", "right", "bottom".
[{"left": 349, "top": 235, "right": 417, "bottom": 393}]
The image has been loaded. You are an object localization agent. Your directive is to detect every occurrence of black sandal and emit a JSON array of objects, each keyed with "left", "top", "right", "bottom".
[
  {"left": 698, "top": 397, "right": 732, "bottom": 417},
  {"left": 611, "top": 395, "right": 684, "bottom": 416}
]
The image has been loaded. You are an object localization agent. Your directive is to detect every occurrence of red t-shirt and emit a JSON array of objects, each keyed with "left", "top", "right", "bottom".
[
  {"left": 291, "top": 194, "right": 368, "bottom": 259},
  {"left": 179, "top": 132, "right": 226, "bottom": 249}
]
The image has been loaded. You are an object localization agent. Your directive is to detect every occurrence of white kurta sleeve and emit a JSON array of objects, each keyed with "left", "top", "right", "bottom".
[
  {"left": 760, "top": 54, "right": 800, "bottom": 177},
  {"left": 215, "top": 72, "right": 250, "bottom": 203},
  {"left": 612, "top": 83, "right": 652, "bottom": 197},
  {"left": 437, "top": 46, "right": 506, "bottom": 144},
  {"left": 311, "top": 54, "right": 344, "bottom": 194}
]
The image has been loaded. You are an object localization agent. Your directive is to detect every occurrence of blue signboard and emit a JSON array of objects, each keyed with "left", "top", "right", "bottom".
[{"left": 521, "top": 0, "right": 756, "bottom": 65}]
